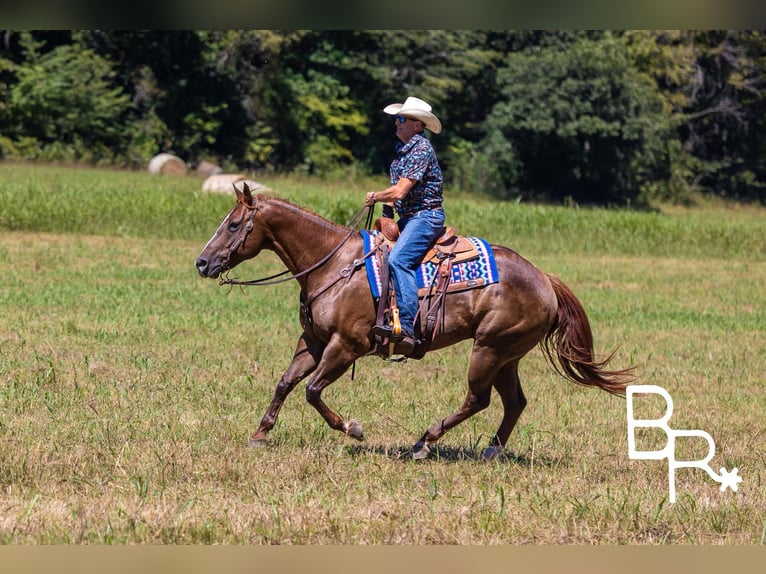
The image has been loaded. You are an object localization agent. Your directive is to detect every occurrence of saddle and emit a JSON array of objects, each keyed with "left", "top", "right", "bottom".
[
  {"left": 374, "top": 217, "right": 480, "bottom": 265},
  {"left": 371, "top": 217, "right": 480, "bottom": 360}
]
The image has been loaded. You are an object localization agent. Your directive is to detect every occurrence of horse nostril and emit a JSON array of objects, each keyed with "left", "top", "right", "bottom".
[{"left": 195, "top": 257, "right": 208, "bottom": 274}]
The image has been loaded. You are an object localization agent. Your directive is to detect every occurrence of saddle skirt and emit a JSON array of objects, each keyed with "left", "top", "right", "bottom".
[{"left": 360, "top": 228, "right": 499, "bottom": 298}]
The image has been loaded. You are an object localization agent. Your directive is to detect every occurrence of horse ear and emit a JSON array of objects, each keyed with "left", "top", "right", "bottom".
[
  {"left": 234, "top": 181, "right": 255, "bottom": 206},
  {"left": 241, "top": 181, "right": 254, "bottom": 206}
]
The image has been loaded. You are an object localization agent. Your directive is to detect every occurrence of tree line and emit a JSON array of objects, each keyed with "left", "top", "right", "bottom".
[{"left": 1, "top": 30, "right": 764, "bottom": 206}]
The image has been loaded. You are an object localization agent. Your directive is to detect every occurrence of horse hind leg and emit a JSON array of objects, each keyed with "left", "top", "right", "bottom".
[
  {"left": 482, "top": 360, "right": 526, "bottom": 461},
  {"left": 412, "top": 387, "right": 492, "bottom": 460},
  {"left": 412, "top": 345, "right": 496, "bottom": 460}
]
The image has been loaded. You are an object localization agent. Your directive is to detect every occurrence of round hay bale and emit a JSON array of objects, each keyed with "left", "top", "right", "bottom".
[
  {"left": 202, "top": 174, "right": 246, "bottom": 194},
  {"left": 234, "top": 179, "right": 267, "bottom": 193},
  {"left": 195, "top": 160, "right": 223, "bottom": 177},
  {"left": 201, "top": 174, "right": 269, "bottom": 195},
  {"left": 148, "top": 153, "right": 187, "bottom": 176}
]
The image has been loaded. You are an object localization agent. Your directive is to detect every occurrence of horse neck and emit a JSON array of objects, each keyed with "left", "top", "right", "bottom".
[{"left": 260, "top": 198, "right": 353, "bottom": 278}]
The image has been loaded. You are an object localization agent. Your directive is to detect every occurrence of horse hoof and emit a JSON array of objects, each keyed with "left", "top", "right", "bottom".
[
  {"left": 345, "top": 419, "right": 364, "bottom": 441},
  {"left": 249, "top": 436, "right": 269, "bottom": 448},
  {"left": 412, "top": 442, "right": 430, "bottom": 460},
  {"left": 481, "top": 445, "right": 503, "bottom": 461}
]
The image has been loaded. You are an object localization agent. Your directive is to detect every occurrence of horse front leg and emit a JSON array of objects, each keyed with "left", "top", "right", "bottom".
[
  {"left": 250, "top": 333, "right": 321, "bottom": 447},
  {"left": 305, "top": 335, "right": 365, "bottom": 441}
]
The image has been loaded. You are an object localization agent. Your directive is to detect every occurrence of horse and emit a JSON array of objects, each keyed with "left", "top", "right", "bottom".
[{"left": 195, "top": 184, "right": 635, "bottom": 460}]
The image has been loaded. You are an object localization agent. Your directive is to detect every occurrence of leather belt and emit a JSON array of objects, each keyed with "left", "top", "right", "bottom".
[{"left": 398, "top": 207, "right": 443, "bottom": 218}]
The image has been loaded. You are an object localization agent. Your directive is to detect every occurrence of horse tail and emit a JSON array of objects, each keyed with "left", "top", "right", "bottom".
[{"left": 541, "top": 274, "right": 635, "bottom": 396}]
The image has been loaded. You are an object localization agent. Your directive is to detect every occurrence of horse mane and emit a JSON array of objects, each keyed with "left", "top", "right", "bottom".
[{"left": 261, "top": 194, "right": 350, "bottom": 233}]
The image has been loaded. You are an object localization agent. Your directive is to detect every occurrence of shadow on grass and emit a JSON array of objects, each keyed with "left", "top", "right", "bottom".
[{"left": 344, "top": 443, "right": 562, "bottom": 467}]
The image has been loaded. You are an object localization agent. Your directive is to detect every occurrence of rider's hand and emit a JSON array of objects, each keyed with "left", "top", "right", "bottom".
[{"left": 365, "top": 192, "right": 377, "bottom": 207}]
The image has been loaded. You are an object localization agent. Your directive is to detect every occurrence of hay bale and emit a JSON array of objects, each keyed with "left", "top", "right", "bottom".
[
  {"left": 148, "top": 153, "right": 187, "bottom": 176},
  {"left": 195, "top": 160, "right": 223, "bottom": 177},
  {"left": 202, "top": 174, "right": 246, "bottom": 194},
  {"left": 234, "top": 179, "right": 264, "bottom": 193},
  {"left": 201, "top": 174, "right": 268, "bottom": 194}
]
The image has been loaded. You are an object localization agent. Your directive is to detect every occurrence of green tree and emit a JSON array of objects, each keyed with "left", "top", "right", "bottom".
[
  {"left": 78, "top": 30, "right": 248, "bottom": 165},
  {"left": 621, "top": 30, "right": 699, "bottom": 202},
  {"left": 358, "top": 30, "right": 509, "bottom": 174},
  {"left": 192, "top": 30, "right": 298, "bottom": 168},
  {"left": 6, "top": 33, "right": 132, "bottom": 163},
  {"left": 682, "top": 31, "right": 766, "bottom": 201},
  {"left": 283, "top": 68, "right": 369, "bottom": 174},
  {"left": 481, "top": 34, "right": 671, "bottom": 205},
  {"left": 1, "top": 30, "right": 763, "bottom": 205},
  {"left": 626, "top": 30, "right": 766, "bottom": 203}
]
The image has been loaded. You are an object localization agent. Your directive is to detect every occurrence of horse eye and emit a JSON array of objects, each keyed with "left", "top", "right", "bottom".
[{"left": 228, "top": 220, "right": 241, "bottom": 232}]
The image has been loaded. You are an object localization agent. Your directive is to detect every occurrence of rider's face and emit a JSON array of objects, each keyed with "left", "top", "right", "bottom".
[{"left": 395, "top": 115, "right": 423, "bottom": 143}]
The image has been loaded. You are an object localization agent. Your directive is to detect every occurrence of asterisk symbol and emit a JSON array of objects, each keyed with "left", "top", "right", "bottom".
[{"left": 718, "top": 467, "right": 743, "bottom": 493}]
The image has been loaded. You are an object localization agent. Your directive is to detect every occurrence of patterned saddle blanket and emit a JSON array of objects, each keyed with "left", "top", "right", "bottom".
[{"left": 360, "top": 230, "right": 499, "bottom": 298}]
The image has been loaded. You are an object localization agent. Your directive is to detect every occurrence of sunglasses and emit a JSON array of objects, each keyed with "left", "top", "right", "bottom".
[{"left": 396, "top": 115, "right": 411, "bottom": 124}]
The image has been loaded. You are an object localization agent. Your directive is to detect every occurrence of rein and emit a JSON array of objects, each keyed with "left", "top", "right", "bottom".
[{"left": 219, "top": 203, "right": 374, "bottom": 288}]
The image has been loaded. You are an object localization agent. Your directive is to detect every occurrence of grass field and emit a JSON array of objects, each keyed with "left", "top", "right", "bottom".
[{"left": 0, "top": 163, "right": 764, "bottom": 544}]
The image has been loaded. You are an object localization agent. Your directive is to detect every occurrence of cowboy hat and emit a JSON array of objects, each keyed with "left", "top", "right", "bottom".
[{"left": 383, "top": 96, "right": 442, "bottom": 134}]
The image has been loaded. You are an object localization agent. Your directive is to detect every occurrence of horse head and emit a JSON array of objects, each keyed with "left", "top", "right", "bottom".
[{"left": 195, "top": 182, "right": 267, "bottom": 278}]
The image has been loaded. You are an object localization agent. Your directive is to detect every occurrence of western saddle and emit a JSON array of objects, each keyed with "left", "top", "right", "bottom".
[{"left": 370, "top": 217, "right": 479, "bottom": 359}]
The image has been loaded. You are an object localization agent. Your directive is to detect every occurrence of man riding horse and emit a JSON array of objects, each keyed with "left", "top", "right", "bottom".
[{"left": 365, "top": 96, "right": 445, "bottom": 354}]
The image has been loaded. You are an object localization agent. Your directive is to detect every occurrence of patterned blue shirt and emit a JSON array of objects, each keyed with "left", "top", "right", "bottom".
[{"left": 389, "top": 133, "right": 443, "bottom": 215}]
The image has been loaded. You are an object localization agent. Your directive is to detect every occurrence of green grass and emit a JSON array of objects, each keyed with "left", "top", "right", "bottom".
[
  {"left": 1, "top": 162, "right": 764, "bottom": 259},
  {"left": 0, "top": 162, "right": 764, "bottom": 544}
]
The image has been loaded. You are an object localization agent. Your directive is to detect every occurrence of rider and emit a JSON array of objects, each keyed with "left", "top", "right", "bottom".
[{"left": 365, "top": 96, "right": 445, "bottom": 350}]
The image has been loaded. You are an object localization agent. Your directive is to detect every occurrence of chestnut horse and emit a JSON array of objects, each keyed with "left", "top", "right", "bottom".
[{"left": 195, "top": 184, "right": 634, "bottom": 460}]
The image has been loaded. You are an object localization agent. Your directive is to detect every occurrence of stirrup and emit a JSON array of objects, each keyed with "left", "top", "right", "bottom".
[
  {"left": 393, "top": 331, "right": 416, "bottom": 343},
  {"left": 373, "top": 324, "right": 393, "bottom": 339},
  {"left": 393, "top": 336, "right": 416, "bottom": 355}
]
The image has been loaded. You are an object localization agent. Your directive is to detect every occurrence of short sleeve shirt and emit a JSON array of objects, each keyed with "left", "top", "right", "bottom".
[{"left": 389, "top": 133, "right": 443, "bottom": 214}]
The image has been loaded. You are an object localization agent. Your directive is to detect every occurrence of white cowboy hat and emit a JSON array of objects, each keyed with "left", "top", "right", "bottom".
[{"left": 383, "top": 96, "right": 442, "bottom": 134}]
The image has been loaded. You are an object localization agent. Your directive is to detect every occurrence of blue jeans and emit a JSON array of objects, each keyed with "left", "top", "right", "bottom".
[{"left": 389, "top": 208, "right": 445, "bottom": 336}]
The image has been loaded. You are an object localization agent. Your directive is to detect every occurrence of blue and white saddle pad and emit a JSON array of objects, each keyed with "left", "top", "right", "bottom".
[{"left": 360, "top": 230, "right": 499, "bottom": 298}]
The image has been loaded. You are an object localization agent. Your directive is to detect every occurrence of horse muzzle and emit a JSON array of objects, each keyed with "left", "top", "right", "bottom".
[{"left": 195, "top": 255, "right": 224, "bottom": 278}]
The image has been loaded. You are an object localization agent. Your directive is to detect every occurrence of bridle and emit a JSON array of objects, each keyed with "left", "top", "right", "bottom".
[
  {"left": 218, "top": 199, "right": 379, "bottom": 378},
  {"left": 219, "top": 198, "right": 375, "bottom": 291},
  {"left": 224, "top": 198, "right": 259, "bottom": 256}
]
